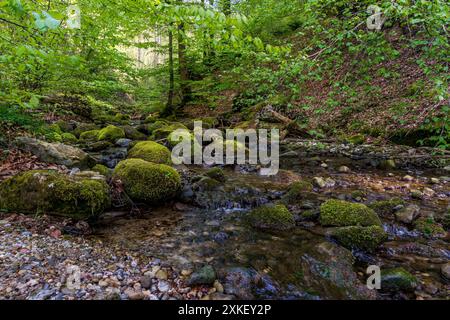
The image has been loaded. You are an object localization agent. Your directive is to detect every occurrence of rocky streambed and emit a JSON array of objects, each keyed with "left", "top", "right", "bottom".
[{"left": 0, "top": 119, "right": 449, "bottom": 300}]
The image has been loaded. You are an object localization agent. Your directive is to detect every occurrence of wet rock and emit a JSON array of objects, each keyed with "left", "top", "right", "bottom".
[
  {"left": 369, "top": 198, "right": 405, "bottom": 216},
  {"left": 338, "top": 166, "right": 351, "bottom": 173},
  {"left": 222, "top": 268, "right": 255, "bottom": 300},
  {"left": 209, "top": 293, "right": 234, "bottom": 300},
  {"left": 395, "top": 205, "right": 420, "bottom": 224},
  {"left": 115, "top": 138, "right": 132, "bottom": 148},
  {"left": 14, "top": 137, "right": 95, "bottom": 169},
  {"left": 188, "top": 265, "right": 216, "bottom": 286},
  {"left": 403, "top": 175, "right": 414, "bottom": 182},
  {"left": 441, "top": 263, "right": 450, "bottom": 281},
  {"left": 381, "top": 268, "right": 417, "bottom": 292},
  {"left": 313, "top": 177, "right": 335, "bottom": 188},
  {"left": 414, "top": 217, "right": 446, "bottom": 238},
  {"left": 423, "top": 187, "right": 435, "bottom": 197},
  {"left": 410, "top": 190, "right": 423, "bottom": 199},
  {"left": 430, "top": 178, "right": 440, "bottom": 184},
  {"left": 330, "top": 225, "right": 387, "bottom": 252},
  {"left": 205, "top": 167, "right": 226, "bottom": 183},
  {"left": 379, "top": 159, "right": 396, "bottom": 170},
  {"left": 299, "top": 242, "right": 376, "bottom": 299}
]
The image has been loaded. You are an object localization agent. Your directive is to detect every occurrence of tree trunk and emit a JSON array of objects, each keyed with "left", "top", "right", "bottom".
[
  {"left": 178, "top": 22, "right": 190, "bottom": 106},
  {"left": 166, "top": 26, "right": 175, "bottom": 115}
]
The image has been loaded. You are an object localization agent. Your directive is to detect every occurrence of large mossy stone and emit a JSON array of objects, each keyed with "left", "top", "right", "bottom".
[
  {"left": 381, "top": 268, "right": 418, "bottom": 292},
  {"left": 248, "top": 204, "right": 295, "bottom": 231},
  {"left": 97, "top": 125, "right": 125, "bottom": 142},
  {"left": 330, "top": 225, "right": 387, "bottom": 252},
  {"left": 14, "top": 137, "right": 95, "bottom": 169},
  {"left": 127, "top": 141, "right": 172, "bottom": 165},
  {"left": 151, "top": 122, "right": 189, "bottom": 141},
  {"left": 113, "top": 159, "right": 181, "bottom": 204},
  {"left": 0, "top": 170, "right": 110, "bottom": 220},
  {"left": 320, "top": 199, "right": 381, "bottom": 227}
]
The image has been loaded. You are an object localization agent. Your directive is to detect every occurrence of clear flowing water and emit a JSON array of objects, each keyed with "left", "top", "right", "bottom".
[{"left": 91, "top": 153, "right": 450, "bottom": 299}]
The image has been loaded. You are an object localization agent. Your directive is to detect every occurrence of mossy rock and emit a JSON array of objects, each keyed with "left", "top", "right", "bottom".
[
  {"left": 113, "top": 159, "right": 181, "bottom": 204},
  {"left": 205, "top": 167, "right": 226, "bottom": 183},
  {"left": 369, "top": 198, "right": 405, "bottom": 216},
  {"left": 414, "top": 217, "right": 446, "bottom": 238},
  {"left": 248, "top": 204, "right": 295, "bottom": 231},
  {"left": 92, "top": 164, "right": 111, "bottom": 177},
  {"left": 147, "top": 120, "right": 169, "bottom": 133},
  {"left": 381, "top": 268, "right": 418, "bottom": 292},
  {"left": 378, "top": 159, "right": 396, "bottom": 170},
  {"left": 144, "top": 115, "right": 159, "bottom": 124},
  {"left": 114, "top": 113, "right": 130, "bottom": 122},
  {"left": 0, "top": 170, "right": 110, "bottom": 220},
  {"left": 73, "top": 123, "right": 100, "bottom": 138},
  {"left": 195, "top": 176, "right": 221, "bottom": 191},
  {"left": 331, "top": 225, "right": 387, "bottom": 252},
  {"left": 186, "top": 117, "right": 218, "bottom": 130},
  {"left": 167, "top": 130, "right": 194, "bottom": 147},
  {"left": 346, "top": 134, "right": 365, "bottom": 145},
  {"left": 97, "top": 125, "right": 125, "bottom": 142},
  {"left": 61, "top": 132, "right": 78, "bottom": 143},
  {"left": 282, "top": 181, "right": 314, "bottom": 204},
  {"left": 48, "top": 123, "right": 63, "bottom": 135},
  {"left": 127, "top": 141, "right": 172, "bottom": 165},
  {"left": 55, "top": 120, "right": 75, "bottom": 133},
  {"left": 320, "top": 199, "right": 381, "bottom": 227},
  {"left": 79, "top": 130, "right": 100, "bottom": 142},
  {"left": 151, "top": 123, "right": 189, "bottom": 141},
  {"left": 121, "top": 125, "right": 146, "bottom": 141},
  {"left": 45, "top": 132, "right": 62, "bottom": 142}
]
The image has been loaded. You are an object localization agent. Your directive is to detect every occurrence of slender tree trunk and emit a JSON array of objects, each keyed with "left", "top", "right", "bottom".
[
  {"left": 166, "top": 25, "right": 174, "bottom": 115},
  {"left": 178, "top": 22, "right": 190, "bottom": 106}
]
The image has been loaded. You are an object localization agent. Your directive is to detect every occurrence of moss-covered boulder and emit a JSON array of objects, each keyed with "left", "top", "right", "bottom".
[
  {"left": 113, "top": 159, "right": 181, "bottom": 204},
  {"left": 0, "top": 170, "right": 110, "bottom": 220},
  {"left": 151, "top": 122, "right": 189, "bottom": 141},
  {"left": 320, "top": 199, "right": 381, "bottom": 227},
  {"left": 414, "top": 217, "right": 446, "bottom": 238},
  {"left": 331, "top": 225, "right": 387, "bottom": 252},
  {"left": 147, "top": 120, "right": 169, "bottom": 133},
  {"left": 346, "top": 134, "right": 365, "bottom": 145},
  {"left": 73, "top": 123, "right": 99, "bottom": 138},
  {"left": 127, "top": 141, "right": 172, "bottom": 165},
  {"left": 381, "top": 268, "right": 418, "bottom": 292},
  {"left": 121, "top": 125, "right": 146, "bottom": 141},
  {"left": 167, "top": 130, "right": 194, "bottom": 147},
  {"left": 205, "top": 167, "right": 226, "bottom": 183},
  {"left": 282, "top": 181, "right": 314, "bottom": 204},
  {"left": 79, "top": 129, "right": 100, "bottom": 141},
  {"left": 369, "top": 198, "right": 405, "bottom": 216},
  {"left": 61, "top": 132, "right": 78, "bottom": 143},
  {"left": 248, "top": 204, "right": 295, "bottom": 231},
  {"left": 97, "top": 125, "right": 125, "bottom": 142},
  {"left": 92, "top": 164, "right": 111, "bottom": 177}
]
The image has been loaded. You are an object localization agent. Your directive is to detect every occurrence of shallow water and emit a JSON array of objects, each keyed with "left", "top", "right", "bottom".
[{"left": 92, "top": 152, "right": 450, "bottom": 299}]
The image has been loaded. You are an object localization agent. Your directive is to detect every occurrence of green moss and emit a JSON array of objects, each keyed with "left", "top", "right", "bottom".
[
  {"left": 205, "top": 167, "right": 226, "bottom": 183},
  {"left": 45, "top": 132, "right": 62, "bottom": 142},
  {"left": 381, "top": 268, "right": 418, "bottom": 292},
  {"left": 127, "top": 141, "right": 172, "bottom": 165},
  {"left": 331, "top": 225, "right": 387, "bottom": 252},
  {"left": 97, "top": 125, "right": 125, "bottom": 142},
  {"left": 346, "top": 134, "right": 365, "bottom": 145},
  {"left": 248, "top": 204, "right": 295, "bottom": 231},
  {"left": 61, "top": 132, "right": 78, "bottom": 143},
  {"left": 167, "top": 130, "right": 194, "bottom": 147},
  {"left": 92, "top": 164, "right": 111, "bottom": 177},
  {"left": 282, "top": 181, "right": 314, "bottom": 204},
  {"left": 121, "top": 125, "right": 146, "bottom": 140},
  {"left": 147, "top": 120, "right": 169, "bottom": 133},
  {"left": 49, "top": 123, "right": 63, "bottom": 134},
  {"left": 320, "top": 199, "right": 381, "bottom": 227},
  {"left": 144, "top": 115, "right": 159, "bottom": 124},
  {"left": 79, "top": 129, "right": 100, "bottom": 141},
  {"left": 195, "top": 176, "right": 221, "bottom": 191},
  {"left": 113, "top": 159, "right": 181, "bottom": 204},
  {"left": 369, "top": 198, "right": 405, "bottom": 216},
  {"left": 151, "top": 122, "right": 189, "bottom": 141},
  {"left": 351, "top": 190, "right": 366, "bottom": 200},
  {"left": 114, "top": 113, "right": 130, "bottom": 122},
  {"left": 0, "top": 170, "right": 110, "bottom": 219},
  {"left": 414, "top": 217, "right": 446, "bottom": 238}
]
